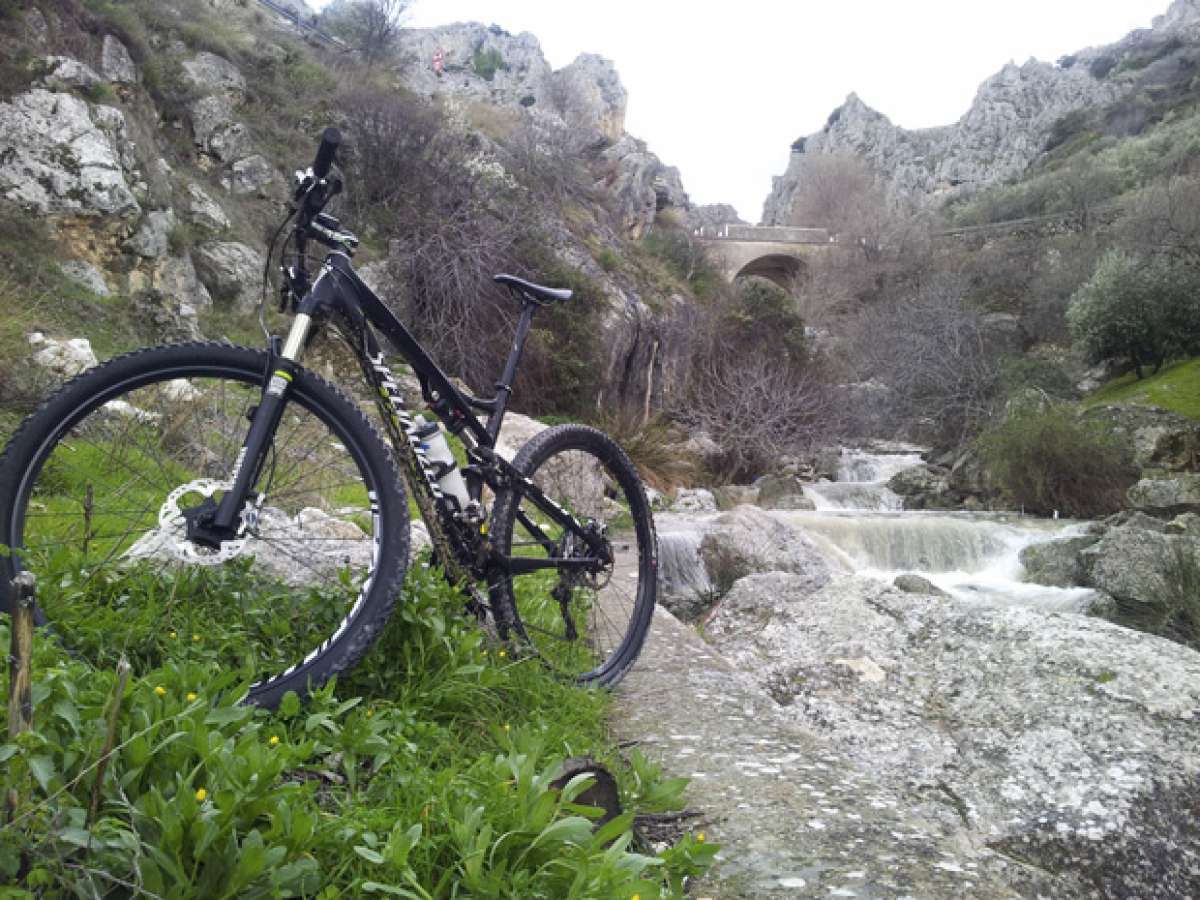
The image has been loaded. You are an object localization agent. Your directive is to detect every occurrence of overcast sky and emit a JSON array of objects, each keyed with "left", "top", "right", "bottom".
[{"left": 313, "top": 0, "right": 1170, "bottom": 222}]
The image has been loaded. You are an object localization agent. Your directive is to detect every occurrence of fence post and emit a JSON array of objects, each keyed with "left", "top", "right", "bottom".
[{"left": 6, "top": 572, "right": 35, "bottom": 740}]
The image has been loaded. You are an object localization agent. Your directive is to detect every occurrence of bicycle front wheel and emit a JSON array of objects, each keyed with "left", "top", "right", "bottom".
[
  {"left": 489, "top": 424, "right": 657, "bottom": 687},
  {"left": 0, "top": 342, "right": 409, "bottom": 708}
]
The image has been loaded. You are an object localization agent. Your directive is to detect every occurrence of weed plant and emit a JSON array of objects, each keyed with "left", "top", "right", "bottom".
[{"left": 0, "top": 561, "right": 714, "bottom": 895}]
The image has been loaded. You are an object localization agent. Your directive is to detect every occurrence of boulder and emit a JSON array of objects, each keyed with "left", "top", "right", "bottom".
[
  {"left": 152, "top": 253, "right": 213, "bottom": 312},
  {"left": 1078, "top": 519, "right": 1198, "bottom": 606},
  {"left": 190, "top": 94, "right": 248, "bottom": 162},
  {"left": 131, "top": 288, "right": 201, "bottom": 342},
  {"left": 27, "top": 333, "right": 98, "bottom": 378},
  {"left": 58, "top": 260, "right": 111, "bottom": 296},
  {"left": 180, "top": 51, "right": 246, "bottom": 97},
  {"left": 892, "top": 573, "right": 948, "bottom": 596},
  {"left": 494, "top": 412, "right": 546, "bottom": 461},
  {"left": 186, "top": 183, "right": 230, "bottom": 233},
  {"left": 221, "top": 154, "right": 276, "bottom": 196},
  {"left": 1080, "top": 403, "right": 1200, "bottom": 472},
  {"left": 669, "top": 488, "right": 717, "bottom": 514},
  {"left": 37, "top": 56, "right": 103, "bottom": 91},
  {"left": 0, "top": 90, "right": 140, "bottom": 218},
  {"left": 550, "top": 53, "right": 627, "bottom": 142},
  {"left": 887, "top": 463, "right": 954, "bottom": 510},
  {"left": 193, "top": 241, "right": 266, "bottom": 313},
  {"left": 1019, "top": 533, "right": 1100, "bottom": 588},
  {"left": 705, "top": 574, "right": 1200, "bottom": 897},
  {"left": 1126, "top": 475, "right": 1200, "bottom": 515},
  {"left": 124, "top": 209, "right": 177, "bottom": 260},
  {"left": 711, "top": 484, "right": 758, "bottom": 510},
  {"left": 100, "top": 35, "right": 138, "bottom": 85},
  {"left": 754, "top": 474, "right": 815, "bottom": 510},
  {"left": 599, "top": 134, "right": 690, "bottom": 237},
  {"left": 698, "top": 505, "right": 835, "bottom": 594}
]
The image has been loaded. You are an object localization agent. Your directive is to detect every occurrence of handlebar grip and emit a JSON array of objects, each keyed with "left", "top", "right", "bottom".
[{"left": 312, "top": 127, "right": 342, "bottom": 179}]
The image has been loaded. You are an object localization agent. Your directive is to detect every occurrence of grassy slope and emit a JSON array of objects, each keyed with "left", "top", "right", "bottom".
[{"left": 1082, "top": 357, "right": 1200, "bottom": 419}]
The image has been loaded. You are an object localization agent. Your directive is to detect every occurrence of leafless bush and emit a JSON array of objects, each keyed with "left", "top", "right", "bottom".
[{"left": 321, "top": 0, "right": 410, "bottom": 68}]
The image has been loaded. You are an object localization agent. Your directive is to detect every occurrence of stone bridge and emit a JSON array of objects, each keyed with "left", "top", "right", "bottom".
[{"left": 694, "top": 224, "right": 833, "bottom": 289}]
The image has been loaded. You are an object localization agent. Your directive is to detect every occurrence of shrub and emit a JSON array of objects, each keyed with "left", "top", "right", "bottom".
[
  {"left": 594, "top": 413, "right": 700, "bottom": 491},
  {"left": 975, "top": 401, "right": 1136, "bottom": 517},
  {"left": 1067, "top": 249, "right": 1200, "bottom": 378},
  {"left": 472, "top": 47, "right": 505, "bottom": 81}
]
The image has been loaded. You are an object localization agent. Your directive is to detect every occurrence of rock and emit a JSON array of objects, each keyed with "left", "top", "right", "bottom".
[
  {"left": 180, "top": 51, "right": 246, "bottom": 97},
  {"left": 192, "top": 241, "right": 266, "bottom": 313},
  {"left": 221, "top": 154, "right": 276, "bottom": 196},
  {"left": 711, "top": 484, "right": 758, "bottom": 510},
  {"left": 600, "top": 134, "right": 690, "bottom": 237},
  {"left": 1078, "top": 519, "right": 1198, "bottom": 606},
  {"left": 705, "top": 574, "right": 1200, "bottom": 897},
  {"left": 58, "top": 260, "right": 111, "bottom": 296},
  {"left": 23, "top": 8, "right": 48, "bottom": 46},
  {"left": 28, "top": 333, "right": 98, "bottom": 378},
  {"left": 186, "top": 183, "right": 230, "bottom": 233},
  {"left": 152, "top": 252, "right": 213, "bottom": 312},
  {"left": 698, "top": 505, "right": 835, "bottom": 594},
  {"left": 1081, "top": 404, "right": 1200, "bottom": 472},
  {"left": 0, "top": 90, "right": 140, "bottom": 218},
  {"left": 37, "top": 56, "right": 103, "bottom": 91},
  {"left": 892, "top": 573, "right": 948, "bottom": 596},
  {"left": 494, "top": 412, "right": 546, "bottom": 461},
  {"left": 754, "top": 474, "right": 815, "bottom": 510},
  {"left": 100, "top": 35, "right": 138, "bottom": 85},
  {"left": 190, "top": 94, "right": 248, "bottom": 162},
  {"left": 685, "top": 203, "right": 745, "bottom": 232},
  {"left": 550, "top": 53, "right": 626, "bottom": 142},
  {"left": 131, "top": 288, "right": 201, "bottom": 342},
  {"left": 1127, "top": 475, "right": 1200, "bottom": 514},
  {"left": 887, "top": 463, "right": 953, "bottom": 510},
  {"left": 1166, "top": 512, "right": 1200, "bottom": 536},
  {"left": 669, "top": 488, "right": 717, "bottom": 514},
  {"left": 1019, "top": 534, "right": 1099, "bottom": 588},
  {"left": 124, "top": 209, "right": 177, "bottom": 259}
]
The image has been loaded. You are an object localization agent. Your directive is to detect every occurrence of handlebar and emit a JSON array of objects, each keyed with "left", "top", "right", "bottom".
[{"left": 312, "top": 127, "right": 341, "bottom": 179}]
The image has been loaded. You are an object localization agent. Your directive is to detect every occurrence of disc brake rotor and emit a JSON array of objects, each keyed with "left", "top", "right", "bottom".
[{"left": 158, "top": 478, "right": 247, "bottom": 565}]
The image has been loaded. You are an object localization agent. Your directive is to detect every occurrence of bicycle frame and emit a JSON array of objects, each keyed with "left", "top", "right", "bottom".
[{"left": 208, "top": 250, "right": 608, "bottom": 593}]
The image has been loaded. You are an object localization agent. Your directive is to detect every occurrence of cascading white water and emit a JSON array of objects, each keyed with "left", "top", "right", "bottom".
[{"left": 787, "top": 449, "right": 1099, "bottom": 612}]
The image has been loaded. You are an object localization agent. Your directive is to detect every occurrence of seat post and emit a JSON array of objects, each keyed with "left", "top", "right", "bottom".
[{"left": 486, "top": 297, "right": 538, "bottom": 442}]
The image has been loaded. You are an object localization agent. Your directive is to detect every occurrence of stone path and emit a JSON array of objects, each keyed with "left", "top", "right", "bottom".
[{"left": 610, "top": 606, "right": 1051, "bottom": 898}]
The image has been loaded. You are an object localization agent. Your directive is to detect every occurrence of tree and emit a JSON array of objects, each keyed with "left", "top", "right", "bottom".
[
  {"left": 1067, "top": 250, "right": 1200, "bottom": 379},
  {"left": 320, "top": 0, "right": 409, "bottom": 68}
]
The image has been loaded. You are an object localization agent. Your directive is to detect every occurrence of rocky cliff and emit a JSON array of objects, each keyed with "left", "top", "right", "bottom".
[{"left": 763, "top": 0, "right": 1200, "bottom": 223}]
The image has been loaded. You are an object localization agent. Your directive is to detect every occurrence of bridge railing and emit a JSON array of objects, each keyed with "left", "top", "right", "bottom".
[
  {"left": 693, "top": 224, "right": 833, "bottom": 244},
  {"left": 255, "top": 0, "right": 345, "bottom": 48}
]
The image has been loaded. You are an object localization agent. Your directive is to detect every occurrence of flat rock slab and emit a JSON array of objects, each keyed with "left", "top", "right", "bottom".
[{"left": 611, "top": 606, "right": 1050, "bottom": 897}]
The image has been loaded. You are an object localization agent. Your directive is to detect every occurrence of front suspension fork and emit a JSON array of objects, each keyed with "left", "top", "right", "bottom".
[{"left": 210, "top": 315, "right": 314, "bottom": 532}]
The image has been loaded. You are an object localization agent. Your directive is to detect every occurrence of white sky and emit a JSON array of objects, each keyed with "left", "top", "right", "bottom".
[{"left": 313, "top": 0, "right": 1170, "bottom": 222}]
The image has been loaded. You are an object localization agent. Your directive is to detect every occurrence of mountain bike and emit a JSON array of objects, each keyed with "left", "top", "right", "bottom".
[{"left": 0, "top": 128, "right": 658, "bottom": 708}]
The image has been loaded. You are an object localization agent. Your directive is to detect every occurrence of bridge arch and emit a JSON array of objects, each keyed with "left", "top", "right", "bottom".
[{"left": 734, "top": 253, "right": 806, "bottom": 292}]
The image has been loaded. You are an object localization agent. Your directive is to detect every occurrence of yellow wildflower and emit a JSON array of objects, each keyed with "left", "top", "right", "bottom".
[
  {"left": 498, "top": 649, "right": 507, "bottom": 659},
  {"left": 192, "top": 634, "right": 200, "bottom": 642},
  {"left": 154, "top": 686, "right": 166, "bottom": 697},
  {"left": 169, "top": 631, "right": 177, "bottom": 639},
  {"left": 696, "top": 832, "right": 706, "bottom": 843},
  {"left": 269, "top": 735, "right": 280, "bottom": 746},
  {"left": 186, "top": 692, "right": 198, "bottom": 702},
  {"left": 195, "top": 788, "right": 207, "bottom": 802}
]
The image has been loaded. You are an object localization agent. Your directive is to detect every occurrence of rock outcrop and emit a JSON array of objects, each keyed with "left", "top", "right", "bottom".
[{"left": 705, "top": 573, "right": 1200, "bottom": 896}]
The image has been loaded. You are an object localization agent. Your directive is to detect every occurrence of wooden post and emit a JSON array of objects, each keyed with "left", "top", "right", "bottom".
[
  {"left": 6, "top": 572, "right": 36, "bottom": 740},
  {"left": 88, "top": 658, "right": 131, "bottom": 827}
]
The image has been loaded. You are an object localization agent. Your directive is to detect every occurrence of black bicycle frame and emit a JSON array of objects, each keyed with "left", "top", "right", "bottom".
[{"left": 213, "top": 251, "right": 606, "bottom": 585}]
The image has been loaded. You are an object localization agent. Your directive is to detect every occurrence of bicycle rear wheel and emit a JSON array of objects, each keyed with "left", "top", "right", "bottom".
[
  {"left": 489, "top": 424, "right": 657, "bottom": 687},
  {"left": 0, "top": 342, "right": 408, "bottom": 708}
]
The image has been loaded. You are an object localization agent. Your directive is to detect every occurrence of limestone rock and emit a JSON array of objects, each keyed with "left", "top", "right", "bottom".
[
  {"left": 712, "top": 484, "right": 759, "bottom": 510},
  {"left": 1078, "top": 518, "right": 1197, "bottom": 606},
  {"left": 101, "top": 35, "right": 138, "bottom": 85},
  {"left": 132, "top": 288, "right": 201, "bottom": 342},
  {"left": 58, "top": 260, "right": 111, "bottom": 296},
  {"left": 152, "top": 252, "right": 213, "bottom": 313},
  {"left": 28, "top": 333, "right": 98, "bottom": 378},
  {"left": 698, "top": 505, "right": 835, "bottom": 592},
  {"left": 37, "top": 56, "right": 103, "bottom": 91},
  {"left": 887, "top": 463, "right": 954, "bottom": 510},
  {"left": 892, "top": 573, "right": 948, "bottom": 596},
  {"left": 0, "top": 90, "right": 140, "bottom": 218},
  {"left": 550, "top": 53, "right": 626, "bottom": 142},
  {"left": 221, "top": 154, "right": 276, "bottom": 196},
  {"left": 1127, "top": 475, "right": 1200, "bottom": 514},
  {"left": 705, "top": 574, "right": 1200, "bottom": 897},
  {"left": 23, "top": 7, "right": 48, "bottom": 46},
  {"left": 124, "top": 209, "right": 177, "bottom": 260},
  {"left": 494, "top": 411, "right": 546, "bottom": 461},
  {"left": 1019, "top": 533, "right": 1099, "bottom": 588},
  {"left": 599, "top": 134, "right": 690, "bottom": 237},
  {"left": 685, "top": 203, "right": 746, "bottom": 231},
  {"left": 193, "top": 241, "right": 265, "bottom": 313},
  {"left": 190, "top": 94, "right": 248, "bottom": 162},
  {"left": 180, "top": 51, "right": 246, "bottom": 97},
  {"left": 1081, "top": 404, "right": 1200, "bottom": 472},
  {"left": 186, "top": 183, "right": 230, "bottom": 233},
  {"left": 669, "top": 488, "right": 717, "bottom": 514},
  {"left": 755, "top": 474, "right": 815, "bottom": 510}
]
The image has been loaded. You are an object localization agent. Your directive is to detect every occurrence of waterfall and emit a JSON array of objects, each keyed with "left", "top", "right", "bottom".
[
  {"left": 804, "top": 449, "right": 924, "bottom": 511},
  {"left": 657, "top": 521, "right": 712, "bottom": 600}
]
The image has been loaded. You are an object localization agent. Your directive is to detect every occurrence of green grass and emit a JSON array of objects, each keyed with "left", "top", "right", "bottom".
[
  {"left": 1082, "top": 357, "right": 1200, "bottom": 419},
  {"left": 0, "top": 561, "right": 714, "bottom": 896}
]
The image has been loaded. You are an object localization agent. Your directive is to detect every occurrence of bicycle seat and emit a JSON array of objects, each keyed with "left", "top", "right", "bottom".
[{"left": 493, "top": 274, "right": 573, "bottom": 304}]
